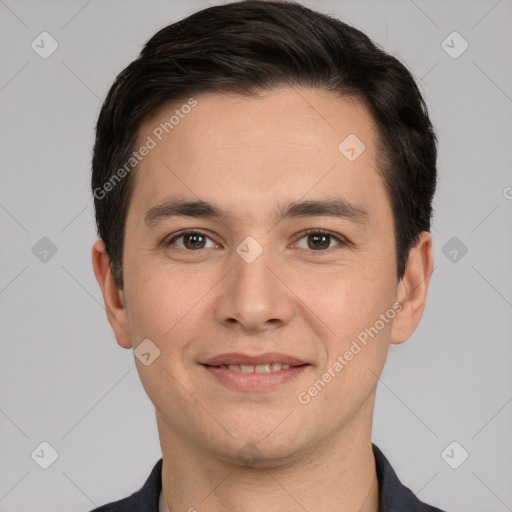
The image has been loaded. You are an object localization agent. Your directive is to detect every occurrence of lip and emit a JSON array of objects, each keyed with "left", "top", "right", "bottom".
[
  {"left": 200, "top": 352, "right": 310, "bottom": 392},
  {"left": 201, "top": 352, "right": 308, "bottom": 367}
]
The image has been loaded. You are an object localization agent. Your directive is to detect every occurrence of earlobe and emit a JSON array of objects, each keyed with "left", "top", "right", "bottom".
[
  {"left": 91, "top": 239, "right": 132, "bottom": 349},
  {"left": 390, "top": 231, "right": 434, "bottom": 345}
]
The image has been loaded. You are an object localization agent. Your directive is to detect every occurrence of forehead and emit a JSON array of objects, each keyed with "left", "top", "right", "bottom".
[{"left": 129, "top": 87, "right": 387, "bottom": 225}]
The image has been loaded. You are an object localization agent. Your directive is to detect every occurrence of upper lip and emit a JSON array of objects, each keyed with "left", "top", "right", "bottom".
[{"left": 202, "top": 352, "right": 309, "bottom": 367}]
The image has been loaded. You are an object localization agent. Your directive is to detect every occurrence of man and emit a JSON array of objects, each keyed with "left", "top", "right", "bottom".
[{"left": 90, "top": 1, "right": 445, "bottom": 510}]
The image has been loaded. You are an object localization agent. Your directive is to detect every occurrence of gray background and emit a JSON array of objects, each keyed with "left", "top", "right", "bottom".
[{"left": 1, "top": 0, "right": 511, "bottom": 511}]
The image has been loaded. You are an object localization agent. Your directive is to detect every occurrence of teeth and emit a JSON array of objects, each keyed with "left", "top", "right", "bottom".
[{"left": 226, "top": 363, "right": 292, "bottom": 373}]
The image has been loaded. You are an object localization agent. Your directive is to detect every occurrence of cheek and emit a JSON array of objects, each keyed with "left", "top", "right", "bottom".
[
  {"left": 293, "top": 262, "right": 396, "bottom": 334},
  {"left": 299, "top": 270, "right": 396, "bottom": 402},
  {"left": 295, "top": 262, "right": 397, "bottom": 397},
  {"left": 124, "top": 262, "right": 195, "bottom": 343},
  {"left": 123, "top": 268, "right": 201, "bottom": 403}
]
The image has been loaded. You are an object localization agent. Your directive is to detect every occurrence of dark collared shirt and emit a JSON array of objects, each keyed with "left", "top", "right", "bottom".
[{"left": 90, "top": 444, "right": 447, "bottom": 512}]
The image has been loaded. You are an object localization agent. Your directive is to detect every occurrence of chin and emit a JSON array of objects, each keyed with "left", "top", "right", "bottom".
[{"left": 204, "top": 429, "right": 311, "bottom": 469}]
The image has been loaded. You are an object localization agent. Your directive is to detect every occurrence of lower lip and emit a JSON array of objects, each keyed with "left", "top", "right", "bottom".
[{"left": 202, "top": 364, "right": 309, "bottom": 392}]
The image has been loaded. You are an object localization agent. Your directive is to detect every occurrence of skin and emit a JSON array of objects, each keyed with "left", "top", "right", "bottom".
[{"left": 92, "top": 87, "right": 433, "bottom": 512}]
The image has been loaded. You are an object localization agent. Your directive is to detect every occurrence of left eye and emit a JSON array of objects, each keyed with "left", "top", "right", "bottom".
[{"left": 294, "top": 230, "right": 344, "bottom": 251}]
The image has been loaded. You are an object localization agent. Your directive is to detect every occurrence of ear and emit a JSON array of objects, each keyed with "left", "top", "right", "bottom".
[
  {"left": 91, "top": 239, "right": 132, "bottom": 349},
  {"left": 390, "top": 231, "right": 434, "bottom": 345}
]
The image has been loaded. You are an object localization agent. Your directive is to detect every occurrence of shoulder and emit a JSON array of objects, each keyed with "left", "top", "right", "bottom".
[
  {"left": 89, "top": 492, "right": 138, "bottom": 512},
  {"left": 372, "top": 444, "right": 448, "bottom": 512},
  {"left": 89, "top": 459, "right": 163, "bottom": 512}
]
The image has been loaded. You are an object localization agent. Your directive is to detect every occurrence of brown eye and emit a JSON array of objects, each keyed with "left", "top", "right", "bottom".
[
  {"left": 183, "top": 233, "right": 206, "bottom": 249},
  {"left": 167, "top": 231, "right": 215, "bottom": 250},
  {"left": 295, "top": 230, "right": 345, "bottom": 251},
  {"left": 307, "top": 233, "right": 331, "bottom": 250}
]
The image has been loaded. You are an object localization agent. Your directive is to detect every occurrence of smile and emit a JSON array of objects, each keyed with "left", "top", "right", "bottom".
[{"left": 211, "top": 363, "right": 292, "bottom": 373}]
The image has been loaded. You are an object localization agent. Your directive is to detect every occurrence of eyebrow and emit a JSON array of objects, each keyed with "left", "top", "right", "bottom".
[{"left": 144, "top": 197, "right": 369, "bottom": 228}]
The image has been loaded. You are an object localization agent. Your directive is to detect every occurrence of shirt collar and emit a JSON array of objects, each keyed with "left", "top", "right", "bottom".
[{"left": 119, "top": 443, "right": 443, "bottom": 512}]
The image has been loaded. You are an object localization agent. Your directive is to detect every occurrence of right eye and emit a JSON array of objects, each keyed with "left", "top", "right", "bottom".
[{"left": 166, "top": 230, "right": 218, "bottom": 251}]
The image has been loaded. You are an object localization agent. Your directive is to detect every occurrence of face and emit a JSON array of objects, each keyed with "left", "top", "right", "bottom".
[{"left": 95, "top": 87, "right": 428, "bottom": 466}]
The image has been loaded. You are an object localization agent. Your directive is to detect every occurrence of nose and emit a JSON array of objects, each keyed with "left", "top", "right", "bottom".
[{"left": 212, "top": 238, "right": 295, "bottom": 333}]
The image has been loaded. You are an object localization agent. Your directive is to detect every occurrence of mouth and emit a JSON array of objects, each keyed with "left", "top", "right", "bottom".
[
  {"left": 206, "top": 362, "right": 296, "bottom": 373},
  {"left": 200, "top": 352, "right": 310, "bottom": 392}
]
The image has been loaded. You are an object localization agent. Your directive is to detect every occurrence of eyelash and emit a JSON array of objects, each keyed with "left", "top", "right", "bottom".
[{"left": 165, "top": 229, "right": 347, "bottom": 252}]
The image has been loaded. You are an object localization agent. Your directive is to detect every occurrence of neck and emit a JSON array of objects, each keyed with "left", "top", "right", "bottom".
[{"left": 157, "top": 400, "right": 379, "bottom": 512}]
